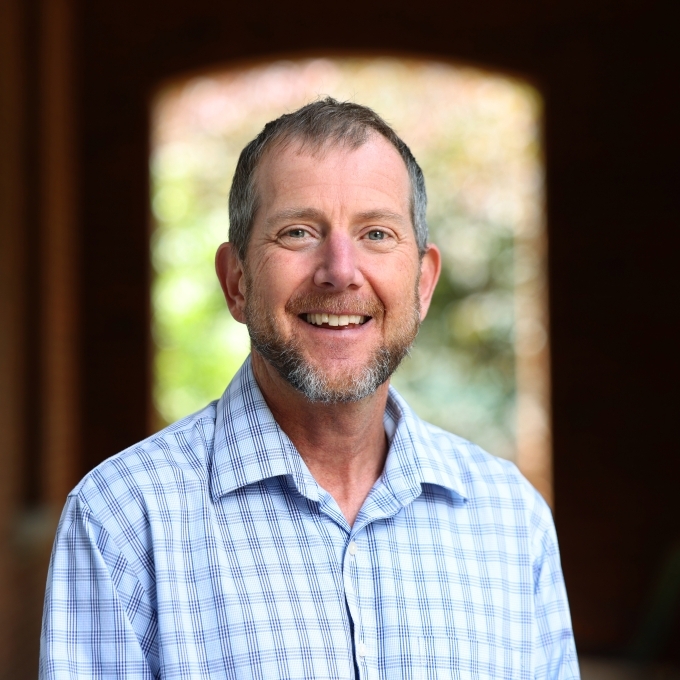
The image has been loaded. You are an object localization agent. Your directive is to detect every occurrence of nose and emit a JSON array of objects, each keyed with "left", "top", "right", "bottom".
[{"left": 313, "top": 231, "right": 365, "bottom": 290}]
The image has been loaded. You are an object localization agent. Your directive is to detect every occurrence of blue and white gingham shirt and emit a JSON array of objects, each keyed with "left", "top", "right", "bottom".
[{"left": 40, "top": 356, "right": 579, "bottom": 679}]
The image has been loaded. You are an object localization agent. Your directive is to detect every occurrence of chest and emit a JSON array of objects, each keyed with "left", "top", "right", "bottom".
[{"left": 151, "top": 483, "right": 533, "bottom": 680}]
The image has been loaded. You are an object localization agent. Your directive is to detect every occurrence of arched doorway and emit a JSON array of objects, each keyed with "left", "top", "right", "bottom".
[{"left": 149, "top": 56, "right": 551, "bottom": 501}]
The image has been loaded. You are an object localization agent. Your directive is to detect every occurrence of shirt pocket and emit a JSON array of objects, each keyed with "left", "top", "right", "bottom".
[{"left": 416, "top": 635, "right": 523, "bottom": 680}]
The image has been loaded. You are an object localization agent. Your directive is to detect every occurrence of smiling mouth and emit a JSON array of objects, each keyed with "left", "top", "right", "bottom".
[{"left": 302, "top": 313, "right": 369, "bottom": 328}]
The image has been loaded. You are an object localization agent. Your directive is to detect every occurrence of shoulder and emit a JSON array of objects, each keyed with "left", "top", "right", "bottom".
[
  {"left": 420, "top": 422, "right": 558, "bottom": 575},
  {"left": 430, "top": 420, "right": 530, "bottom": 486},
  {"left": 388, "top": 386, "right": 549, "bottom": 519},
  {"left": 417, "top": 416, "right": 553, "bottom": 531},
  {"left": 69, "top": 401, "right": 219, "bottom": 526}
]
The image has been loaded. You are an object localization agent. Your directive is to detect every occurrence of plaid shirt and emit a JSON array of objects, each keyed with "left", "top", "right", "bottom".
[{"left": 40, "top": 356, "right": 579, "bottom": 679}]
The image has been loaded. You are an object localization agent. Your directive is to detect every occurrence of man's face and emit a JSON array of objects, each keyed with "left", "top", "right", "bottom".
[{"left": 222, "top": 134, "right": 440, "bottom": 402}]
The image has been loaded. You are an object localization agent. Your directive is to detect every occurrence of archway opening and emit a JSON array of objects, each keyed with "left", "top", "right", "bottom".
[{"left": 150, "top": 56, "right": 550, "bottom": 501}]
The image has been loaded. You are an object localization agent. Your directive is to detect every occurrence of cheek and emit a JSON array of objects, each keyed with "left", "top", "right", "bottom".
[
  {"left": 247, "top": 250, "right": 275, "bottom": 282},
  {"left": 248, "top": 253, "right": 284, "bottom": 291},
  {"left": 248, "top": 253, "right": 310, "bottom": 306},
  {"left": 369, "top": 260, "right": 420, "bottom": 307}
]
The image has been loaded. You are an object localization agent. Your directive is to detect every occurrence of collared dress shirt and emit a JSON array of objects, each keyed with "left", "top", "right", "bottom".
[{"left": 40, "top": 356, "right": 579, "bottom": 679}]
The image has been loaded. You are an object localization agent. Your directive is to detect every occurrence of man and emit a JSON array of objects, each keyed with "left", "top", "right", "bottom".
[{"left": 40, "top": 98, "right": 579, "bottom": 679}]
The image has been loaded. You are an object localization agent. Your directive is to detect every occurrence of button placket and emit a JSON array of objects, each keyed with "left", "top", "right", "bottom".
[
  {"left": 342, "top": 536, "right": 362, "bottom": 675},
  {"left": 344, "top": 536, "right": 369, "bottom": 674},
  {"left": 347, "top": 536, "right": 372, "bottom": 675}
]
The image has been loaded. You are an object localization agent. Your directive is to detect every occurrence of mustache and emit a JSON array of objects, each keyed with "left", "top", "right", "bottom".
[{"left": 285, "top": 291, "right": 385, "bottom": 319}]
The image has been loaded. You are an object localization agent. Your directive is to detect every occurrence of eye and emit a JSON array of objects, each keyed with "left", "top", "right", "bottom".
[
  {"left": 285, "top": 228, "right": 308, "bottom": 239},
  {"left": 366, "top": 229, "right": 387, "bottom": 241}
]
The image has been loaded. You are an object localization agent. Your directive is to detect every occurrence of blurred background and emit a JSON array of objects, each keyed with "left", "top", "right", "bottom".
[{"left": 1, "top": 0, "right": 678, "bottom": 677}]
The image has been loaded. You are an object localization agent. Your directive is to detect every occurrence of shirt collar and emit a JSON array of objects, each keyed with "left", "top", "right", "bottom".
[
  {"left": 381, "top": 386, "right": 469, "bottom": 503},
  {"left": 210, "top": 356, "right": 469, "bottom": 504},
  {"left": 211, "top": 356, "right": 322, "bottom": 502}
]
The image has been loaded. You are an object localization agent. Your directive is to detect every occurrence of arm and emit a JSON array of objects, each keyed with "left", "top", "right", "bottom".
[
  {"left": 40, "top": 494, "right": 158, "bottom": 680},
  {"left": 532, "top": 504, "right": 580, "bottom": 680}
]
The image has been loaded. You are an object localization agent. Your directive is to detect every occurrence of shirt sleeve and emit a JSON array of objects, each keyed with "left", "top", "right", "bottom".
[
  {"left": 531, "top": 500, "right": 581, "bottom": 680},
  {"left": 40, "top": 493, "right": 158, "bottom": 680}
]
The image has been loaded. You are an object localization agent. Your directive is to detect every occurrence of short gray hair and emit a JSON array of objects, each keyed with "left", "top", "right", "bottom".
[{"left": 228, "top": 97, "right": 428, "bottom": 260}]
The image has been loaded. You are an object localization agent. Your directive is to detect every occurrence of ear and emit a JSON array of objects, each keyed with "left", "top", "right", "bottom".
[
  {"left": 215, "top": 242, "right": 247, "bottom": 324},
  {"left": 417, "top": 244, "right": 441, "bottom": 321}
]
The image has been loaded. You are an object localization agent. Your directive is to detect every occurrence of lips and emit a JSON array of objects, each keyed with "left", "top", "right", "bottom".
[{"left": 286, "top": 292, "right": 384, "bottom": 328}]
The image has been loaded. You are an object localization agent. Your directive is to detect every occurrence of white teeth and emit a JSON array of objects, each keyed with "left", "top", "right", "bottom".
[{"left": 305, "top": 313, "right": 367, "bottom": 326}]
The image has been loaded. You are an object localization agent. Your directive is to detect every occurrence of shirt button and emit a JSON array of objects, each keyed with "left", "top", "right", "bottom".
[
  {"left": 348, "top": 541, "right": 358, "bottom": 556},
  {"left": 356, "top": 641, "right": 367, "bottom": 657}
]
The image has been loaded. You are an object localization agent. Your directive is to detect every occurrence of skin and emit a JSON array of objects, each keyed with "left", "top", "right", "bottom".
[{"left": 216, "top": 134, "right": 441, "bottom": 526}]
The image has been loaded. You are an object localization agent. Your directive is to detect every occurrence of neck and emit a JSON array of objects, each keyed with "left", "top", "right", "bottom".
[{"left": 251, "top": 351, "right": 389, "bottom": 527}]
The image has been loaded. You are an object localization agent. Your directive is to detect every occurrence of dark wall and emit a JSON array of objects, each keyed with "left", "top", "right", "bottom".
[{"left": 5, "top": 0, "right": 677, "bottom": 671}]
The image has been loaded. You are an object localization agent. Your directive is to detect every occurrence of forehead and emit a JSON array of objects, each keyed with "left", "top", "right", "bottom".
[{"left": 254, "top": 134, "right": 412, "bottom": 209}]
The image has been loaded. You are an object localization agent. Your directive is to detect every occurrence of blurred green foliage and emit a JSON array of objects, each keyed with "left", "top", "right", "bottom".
[{"left": 151, "top": 58, "right": 542, "bottom": 459}]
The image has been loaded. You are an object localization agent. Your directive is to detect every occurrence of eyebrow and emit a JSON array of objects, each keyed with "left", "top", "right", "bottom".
[
  {"left": 264, "top": 208, "right": 326, "bottom": 227},
  {"left": 265, "top": 207, "right": 409, "bottom": 228},
  {"left": 354, "top": 209, "right": 409, "bottom": 225}
]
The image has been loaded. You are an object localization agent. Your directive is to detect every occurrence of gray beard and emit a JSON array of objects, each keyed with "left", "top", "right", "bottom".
[
  {"left": 243, "top": 268, "right": 421, "bottom": 403},
  {"left": 248, "top": 321, "right": 411, "bottom": 404}
]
